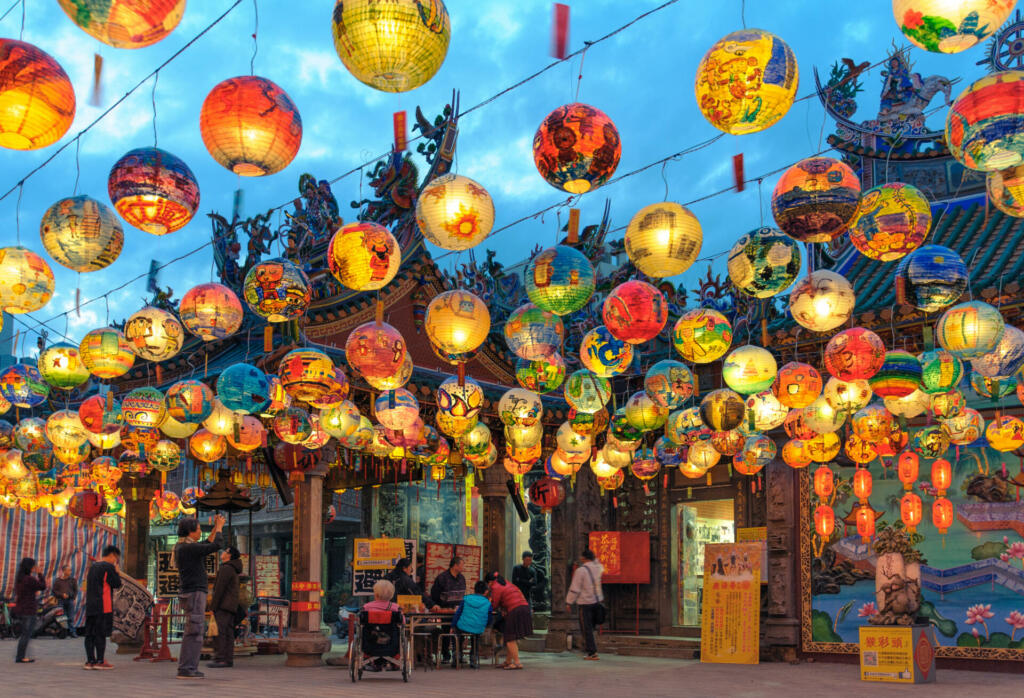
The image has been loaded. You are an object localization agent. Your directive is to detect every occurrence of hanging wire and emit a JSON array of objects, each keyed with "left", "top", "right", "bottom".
[
  {"left": 19, "top": 0, "right": 24, "bottom": 40},
  {"left": 250, "top": 0, "right": 259, "bottom": 75},
  {"left": 151, "top": 71, "right": 160, "bottom": 147},
  {"left": 0, "top": 0, "right": 20, "bottom": 23},
  {"left": 15, "top": 181, "right": 22, "bottom": 244},
  {"left": 72, "top": 137, "right": 81, "bottom": 195},
  {"left": 740, "top": 0, "right": 747, "bottom": 29},
  {"left": 660, "top": 159, "right": 671, "bottom": 201},
  {"left": 574, "top": 45, "right": 589, "bottom": 102}
]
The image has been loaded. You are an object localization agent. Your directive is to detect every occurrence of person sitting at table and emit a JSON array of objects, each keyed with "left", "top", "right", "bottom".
[
  {"left": 429, "top": 557, "right": 466, "bottom": 664},
  {"left": 362, "top": 579, "right": 403, "bottom": 671},
  {"left": 385, "top": 558, "right": 429, "bottom": 609},
  {"left": 451, "top": 581, "right": 492, "bottom": 669},
  {"left": 485, "top": 571, "right": 532, "bottom": 670}
]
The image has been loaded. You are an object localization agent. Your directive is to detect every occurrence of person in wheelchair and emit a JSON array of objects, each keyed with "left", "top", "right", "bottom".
[{"left": 360, "top": 580, "right": 404, "bottom": 673}]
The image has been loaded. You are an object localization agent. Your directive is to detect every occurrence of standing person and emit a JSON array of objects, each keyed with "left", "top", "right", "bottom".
[
  {"left": 485, "top": 572, "right": 532, "bottom": 670},
  {"left": 83, "top": 546, "right": 122, "bottom": 670},
  {"left": 13, "top": 557, "right": 46, "bottom": 664},
  {"left": 566, "top": 549, "right": 604, "bottom": 661},
  {"left": 208, "top": 546, "right": 242, "bottom": 669},
  {"left": 53, "top": 564, "right": 79, "bottom": 638},
  {"left": 175, "top": 514, "right": 225, "bottom": 680},
  {"left": 511, "top": 552, "right": 538, "bottom": 608},
  {"left": 429, "top": 557, "right": 466, "bottom": 664}
]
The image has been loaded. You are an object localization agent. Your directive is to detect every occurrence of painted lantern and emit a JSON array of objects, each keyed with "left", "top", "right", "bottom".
[
  {"left": 972, "top": 325, "right": 1024, "bottom": 378},
  {"left": 946, "top": 71, "right": 1024, "bottom": 171},
  {"left": 79, "top": 327, "right": 134, "bottom": 379},
  {"left": 0, "top": 39, "right": 75, "bottom": 150},
  {"left": 327, "top": 221, "right": 400, "bottom": 291},
  {"left": 788, "top": 270, "right": 855, "bottom": 332},
  {"left": 936, "top": 300, "right": 1005, "bottom": 358},
  {"left": 178, "top": 282, "right": 243, "bottom": 341},
  {"left": 524, "top": 245, "right": 596, "bottom": 316},
  {"left": 515, "top": 354, "right": 566, "bottom": 394},
  {"left": 0, "top": 246, "right": 55, "bottom": 314},
  {"left": 918, "top": 349, "right": 963, "bottom": 394},
  {"left": 436, "top": 376, "right": 484, "bottom": 421},
  {"left": 374, "top": 389, "right": 420, "bottom": 431},
  {"left": 319, "top": 402, "right": 360, "bottom": 441},
  {"left": 580, "top": 326, "right": 633, "bottom": 378},
  {"left": 107, "top": 147, "right": 199, "bottom": 235},
  {"left": 166, "top": 380, "right": 214, "bottom": 424},
  {"left": 40, "top": 195, "right": 123, "bottom": 272},
  {"left": 624, "top": 392, "right": 669, "bottom": 432},
  {"left": 722, "top": 345, "right": 777, "bottom": 395},
  {"left": 425, "top": 289, "right": 490, "bottom": 355},
  {"left": 726, "top": 227, "right": 801, "bottom": 298},
  {"left": 148, "top": 440, "right": 181, "bottom": 473},
  {"left": 504, "top": 303, "right": 564, "bottom": 361},
  {"left": 0, "top": 364, "right": 49, "bottom": 408},
  {"left": 745, "top": 390, "right": 789, "bottom": 431},
  {"left": 672, "top": 308, "right": 732, "bottom": 363},
  {"left": 189, "top": 429, "right": 226, "bottom": 464},
  {"left": 623, "top": 202, "right": 703, "bottom": 277},
  {"left": 771, "top": 361, "right": 822, "bottom": 409},
  {"left": 824, "top": 377, "right": 873, "bottom": 413},
  {"left": 987, "top": 163, "right": 1024, "bottom": 217},
  {"left": 243, "top": 257, "right": 310, "bottom": 322},
  {"left": 415, "top": 173, "right": 493, "bottom": 250},
  {"left": 867, "top": 350, "right": 922, "bottom": 398},
  {"left": 771, "top": 157, "right": 861, "bottom": 242},
  {"left": 602, "top": 280, "right": 667, "bottom": 344},
  {"left": 895, "top": 244, "right": 968, "bottom": 312},
  {"left": 124, "top": 305, "right": 183, "bottom": 361},
  {"left": 699, "top": 389, "right": 745, "bottom": 432},
  {"left": 564, "top": 370, "right": 611, "bottom": 414},
  {"left": 644, "top": 359, "right": 694, "bottom": 409},
  {"left": 38, "top": 342, "right": 89, "bottom": 390},
  {"left": 217, "top": 363, "right": 270, "bottom": 414},
  {"left": 122, "top": 386, "right": 166, "bottom": 427},
  {"left": 944, "top": 407, "right": 985, "bottom": 445},
  {"left": 278, "top": 349, "right": 335, "bottom": 403},
  {"left": 345, "top": 321, "right": 406, "bottom": 380},
  {"left": 884, "top": 389, "right": 932, "bottom": 419},
  {"left": 79, "top": 394, "right": 124, "bottom": 434},
  {"left": 307, "top": 368, "right": 350, "bottom": 409},
  {"left": 986, "top": 415, "right": 1024, "bottom": 452},
  {"left": 498, "top": 388, "right": 542, "bottom": 428},
  {"left": 273, "top": 408, "right": 314, "bottom": 444},
  {"left": 56, "top": 0, "right": 186, "bottom": 48},
  {"left": 848, "top": 183, "right": 931, "bottom": 261},
  {"left": 824, "top": 328, "right": 885, "bottom": 382},
  {"left": 802, "top": 396, "right": 846, "bottom": 434},
  {"left": 532, "top": 102, "right": 620, "bottom": 193},
  {"left": 893, "top": 0, "right": 1015, "bottom": 53}
]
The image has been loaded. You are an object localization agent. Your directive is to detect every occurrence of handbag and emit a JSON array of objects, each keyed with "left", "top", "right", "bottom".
[{"left": 582, "top": 565, "right": 607, "bottom": 626}]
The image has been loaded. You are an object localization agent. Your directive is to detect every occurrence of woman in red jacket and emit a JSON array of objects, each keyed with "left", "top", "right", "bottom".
[
  {"left": 13, "top": 557, "right": 46, "bottom": 664},
  {"left": 485, "top": 571, "right": 533, "bottom": 670}
]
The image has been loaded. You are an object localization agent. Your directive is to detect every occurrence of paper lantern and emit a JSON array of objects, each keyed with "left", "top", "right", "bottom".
[
  {"left": 364, "top": 353, "right": 411, "bottom": 391},
  {"left": 931, "top": 458, "right": 952, "bottom": 496},
  {"left": 124, "top": 305, "right": 183, "bottom": 362},
  {"left": 893, "top": 0, "right": 1014, "bottom": 53},
  {"left": 741, "top": 434, "right": 776, "bottom": 469},
  {"left": 851, "top": 404, "right": 893, "bottom": 445},
  {"left": 415, "top": 173, "right": 493, "bottom": 250},
  {"left": 603, "top": 281, "right": 667, "bottom": 344},
  {"left": 868, "top": 351, "right": 922, "bottom": 398},
  {"left": 563, "top": 370, "right": 610, "bottom": 414},
  {"left": 0, "top": 39, "right": 75, "bottom": 150},
  {"left": 987, "top": 163, "right": 1024, "bottom": 216},
  {"left": 813, "top": 465, "right": 834, "bottom": 498},
  {"left": 987, "top": 415, "right": 1024, "bottom": 451},
  {"left": 273, "top": 408, "right": 313, "bottom": 444},
  {"left": 225, "top": 415, "right": 264, "bottom": 453},
  {"left": 803, "top": 396, "right": 846, "bottom": 434},
  {"left": 525, "top": 245, "right": 596, "bottom": 315},
  {"left": 745, "top": 391, "right": 789, "bottom": 431},
  {"left": 672, "top": 308, "right": 732, "bottom": 363},
  {"left": 699, "top": 389, "right": 745, "bottom": 432},
  {"left": 727, "top": 228, "right": 801, "bottom": 298},
  {"left": 345, "top": 320, "right": 406, "bottom": 380},
  {"left": 107, "top": 146, "right": 199, "bottom": 235},
  {"left": 56, "top": 0, "right": 185, "bottom": 48},
  {"left": 852, "top": 467, "right": 873, "bottom": 503},
  {"left": 0, "top": 246, "right": 55, "bottom": 314},
  {"left": 848, "top": 183, "right": 930, "bottom": 261},
  {"left": 528, "top": 476, "right": 566, "bottom": 511},
  {"left": 78, "top": 394, "right": 123, "bottom": 435},
  {"left": 242, "top": 257, "right": 310, "bottom": 322},
  {"left": 597, "top": 469, "right": 626, "bottom": 491},
  {"left": 785, "top": 410, "right": 814, "bottom": 441},
  {"left": 87, "top": 427, "right": 122, "bottom": 450},
  {"left": 947, "top": 71, "right": 1024, "bottom": 171},
  {"left": 883, "top": 389, "right": 930, "bottom": 419},
  {"left": 307, "top": 368, "right": 350, "bottom": 410},
  {"left": 929, "top": 389, "right": 965, "bottom": 420},
  {"left": 814, "top": 505, "right": 835, "bottom": 538},
  {"left": 788, "top": 270, "right": 855, "bottom": 332},
  {"left": 624, "top": 202, "right": 702, "bottom": 277},
  {"left": 710, "top": 429, "right": 744, "bottom": 457},
  {"left": 770, "top": 362, "right": 821, "bottom": 409},
  {"left": 374, "top": 389, "right": 419, "bottom": 430},
  {"left": 39, "top": 195, "right": 124, "bottom": 273},
  {"left": 845, "top": 433, "right": 878, "bottom": 464},
  {"left": 898, "top": 492, "right": 923, "bottom": 533},
  {"left": 916, "top": 349, "right": 962, "bottom": 395},
  {"left": 425, "top": 289, "right": 490, "bottom": 355},
  {"left": 200, "top": 76, "right": 301, "bottom": 176},
  {"left": 0, "top": 364, "right": 49, "bottom": 408},
  {"left": 45, "top": 410, "right": 88, "bottom": 451},
  {"left": 330, "top": 0, "right": 449, "bottom": 92},
  {"left": 202, "top": 399, "right": 238, "bottom": 437},
  {"left": 804, "top": 432, "right": 840, "bottom": 463},
  {"left": 189, "top": 429, "right": 226, "bottom": 463},
  {"left": 972, "top": 372, "right": 1017, "bottom": 399},
  {"left": 932, "top": 497, "right": 954, "bottom": 534},
  {"left": 68, "top": 489, "right": 106, "bottom": 520},
  {"left": 895, "top": 452, "right": 919, "bottom": 491},
  {"left": 504, "top": 303, "right": 563, "bottom": 361},
  {"left": 277, "top": 349, "right": 334, "bottom": 404},
  {"left": 319, "top": 401, "right": 360, "bottom": 440},
  {"left": 824, "top": 328, "right": 885, "bottom": 382},
  {"left": 120, "top": 423, "right": 158, "bottom": 456},
  {"left": 511, "top": 354, "right": 563, "bottom": 394},
  {"left": 506, "top": 421, "right": 543, "bottom": 450},
  {"left": 163, "top": 380, "right": 212, "bottom": 425},
  {"left": 434, "top": 376, "right": 483, "bottom": 422},
  {"left": 216, "top": 363, "right": 270, "bottom": 414},
  {"left": 177, "top": 282, "right": 242, "bottom": 341},
  {"left": 624, "top": 391, "right": 669, "bottom": 432},
  {"left": 458, "top": 422, "right": 492, "bottom": 459},
  {"left": 38, "top": 342, "right": 90, "bottom": 390},
  {"left": 301, "top": 413, "right": 331, "bottom": 450},
  {"left": 972, "top": 325, "right": 1024, "bottom": 378},
  {"left": 771, "top": 157, "right": 861, "bottom": 242},
  {"left": 14, "top": 420, "right": 46, "bottom": 453},
  {"left": 722, "top": 345, "right": 777, "bottom": 395},
  {"left": 937, "top": 300, "right": 1005, "bottom": 358},
  {"left": 630, "top": 454, "right": 662, "bottom": 483},
  {"left": 327, "top": 221, "right": 400, "bottom": 291},
  {"left": 580, "top": 326, "right": 633, "bottom": 378},
  {"left": 912, "top": 425, "right": 950, "bottom": 459},
  {"left": 665, "top": 407, "right": 711, "bottom": 448},
  {"left": 944, "top": 407, "right": 985, "bottom": 445},
  {"left": 643, "top": 360, "right": 694, "bottom": 410},
  {"left": 533, "top": 103, "right": 620, "bottom": 193},
  {"left": 122, "top": 386, "right": 166, "bottom": 427},
  {"left": 695, "top": 29, "right": 798, "bottom": 135},
  {"left": 79, "top": 327, "right": 134, "bottom": 379},
  {"left": 147, "top": 439, "right": 180, "bottom": 473},
  {"left": 824, "top": 377, "right": 872, "bottom": 413},
  {"left": 498, "top": 388, "right": 542, "bottom": 427},
  {"left": 610, "top": 407, "right": 643, "bottom": 444},
  {"left": 342, "top": 415, "right": 375, "bottom": 450},
  {"left": 895, "top": 245, "right": 968, "bottom": 312}
]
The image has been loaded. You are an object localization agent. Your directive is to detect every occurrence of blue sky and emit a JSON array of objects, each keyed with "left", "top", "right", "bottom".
[{"left": 0, "top": 0, "right": 1001, "bottom": 349}]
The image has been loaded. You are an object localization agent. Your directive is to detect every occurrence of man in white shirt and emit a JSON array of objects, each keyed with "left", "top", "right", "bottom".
[{"left": 565, "top": 549, "right": 604, "bottom": 660}]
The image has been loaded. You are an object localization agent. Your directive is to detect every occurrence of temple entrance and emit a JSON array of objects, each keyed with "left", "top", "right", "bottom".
[{"left": 672, "top": 499, "right": 735, "bottom": 627}]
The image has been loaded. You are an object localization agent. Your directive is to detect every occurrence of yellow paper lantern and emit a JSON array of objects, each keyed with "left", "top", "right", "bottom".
[
  {"left": 87, "top": 428, "right": 121, "bottom": 450},
  {"left": 45, "top": 410, "right": 88, "bottom": 450},
  {"left": 79, "top": 327, "right": 135, "bottom": 379},
  {"left": 416, "top": 174, "right": 494, "bottom": 251},
  {"left": 40, "top": 195, "right": 124, "bottom": 272},
  {"left": 327, "top": 221, "right": 400, "bottom": 291},
  {"left": 189, "top": 428, "right": 226, "bottom": 463},
  {"left": 0, "top": 246, "right": 55, "bottom": 314},
  {"left": 148, "top": 440, "right": 181, "bottom": 473},
  {"left": 202, "top": 399, "right": 238, "bottom": 437},
  {"left": 425, "top": 289, "right": 490, "bottom": 355},
  {"left": 56, "top": 0, "right": 186, "bottom": 49},
  {"left": 936, "top": 300, "right": 1006, "bottom": 359},
  {"left": 987, "top": 163, "right": 1024, "bottom": 217},
  {"left": 824, "top": 378, "right": 873, "bottom": 413},
  {"left": 159, "top": 413, "right": 197, "bottom": 439},
  {"left": 0, "top": 39, "right": 76, "bottom": 150},
  {"left": 623, "top": 202, "right": 702, "bottom": 277},
  {"left": 331, "top": 0, "right": 450, "bottom": 93},
  {"left": 803, "top": 395, "right": 846, "bottom": 434},
  {"left": 226, "top": 415, "right": 265, "bottom": 452},
  {"left": 38, "top": 342, "right": 90, "bottom": 390},
  {"left": 893, "top": 0, "right": 1015, "bottom": 54},
  {"left": 788, "top": 270, "right": 855, "bottom": 332},
  {"left": 124, "top": 305, "right": 184, "bottom": 362},
  {"left": 695, "top": 29, "right": 798, "bottom": 135}
]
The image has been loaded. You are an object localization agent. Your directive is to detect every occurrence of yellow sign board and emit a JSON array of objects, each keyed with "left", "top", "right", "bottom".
[
  {"left": 859, "top": 625, "right": 936, "bottom": 683},
  {"left": 735, "top": 526, "right": 766, "bottom": 542},
  {"left": 353, "top": 538, "right": 407, "bottom": 570},
  {"left": 699, "top": 542, "right": 761, "bottom": 664}
]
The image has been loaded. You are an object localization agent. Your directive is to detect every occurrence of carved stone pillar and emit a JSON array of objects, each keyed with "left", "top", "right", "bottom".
[
  {"left": 114, "top": 471, "right": 160, "bottom": 653},
  {"left": 478, "top": 465, "right": 507, "bottom": 578},
  {"left": 280, "top": 460, "right": 331, "bottom": 666},
  {"left": 764, "top": 459, "right": 800, "bottom": 655}
]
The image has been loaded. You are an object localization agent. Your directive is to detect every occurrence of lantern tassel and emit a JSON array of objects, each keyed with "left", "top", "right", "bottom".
[
  {"left": 733, "top": 153, "right": 745, "bottom": 192},
  {"left": 550, "top": 3, "right": 569, "bottom": 59},
  {"left": 89, "top": 53, "right": 103, "bottom": 107}
]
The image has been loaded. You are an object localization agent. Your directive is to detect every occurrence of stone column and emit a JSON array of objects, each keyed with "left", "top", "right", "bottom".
[
  {"left": 764, "top": 459, "right": 800, "bottom": 659},
  {"left": 115, "top": 470, "right": 160, "bottom": 653},
  {"left": 280, "top": 458, "right": 332, "bottom": 667},
  {"left": 477, "top": 465, "right": 508, "bottom": 578}
]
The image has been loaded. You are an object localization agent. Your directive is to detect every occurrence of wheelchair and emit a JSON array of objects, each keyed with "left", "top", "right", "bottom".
[{"left": 349, "top": 609, "right": 411, "bottom": 682}]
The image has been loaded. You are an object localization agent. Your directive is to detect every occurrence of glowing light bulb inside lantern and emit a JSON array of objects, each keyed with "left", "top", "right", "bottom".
[
  {"left": 656, "top": 226, "right": 671, "bottom": 246},
  {"left": 452, "top": 329, "right": 467, "bottom": 346},
  {"left": 814, "top": 297, "right": 832, "bottom": 317},
  {"left": 244, "top": 128, "right": 260, "bottom": 143}
]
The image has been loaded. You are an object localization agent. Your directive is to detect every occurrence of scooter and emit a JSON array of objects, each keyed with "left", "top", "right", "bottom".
[
  {"left": 33, "top": 596, "right": 69, "bottom": 639},
  {"left": 0, "top": 596, "right": 17, "bottom": 639}
]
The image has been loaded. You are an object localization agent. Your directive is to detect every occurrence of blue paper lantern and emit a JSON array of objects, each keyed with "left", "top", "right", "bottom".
[
  {"left": 216, "top": 363, "right": 270, "bottom": 415},
  {"left": 895, "top": 244, "right": 968, "bottom": 313}
]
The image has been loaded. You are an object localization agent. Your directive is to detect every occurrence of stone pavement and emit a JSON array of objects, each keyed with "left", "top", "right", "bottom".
[{"left": 3, "top": 637, "right": 1023, "bottom": 697}]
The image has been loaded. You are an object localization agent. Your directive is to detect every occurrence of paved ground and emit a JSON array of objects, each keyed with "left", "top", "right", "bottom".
[{"left": 3, "top": 636, "right": 1023, "bottom": 697}]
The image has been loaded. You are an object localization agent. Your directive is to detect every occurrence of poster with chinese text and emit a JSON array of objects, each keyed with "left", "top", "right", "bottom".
[{"left": 700, "top": 542, "right": 761, "bottom": 664}]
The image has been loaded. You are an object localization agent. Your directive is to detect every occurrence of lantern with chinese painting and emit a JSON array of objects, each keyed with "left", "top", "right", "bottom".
[
  {"left": 0, "top": 246, "right": 55, "bottom": 314},
  {"left": 327, "top": 221, "right": 400, "bottom": 292},
  {"left": 200, "top": 76, "right": 301, "bottom": 176},
  {"left": 107, "top": 147, "right": 199, "bottom": 235},
  {"left": 624, "top": 391, "right": 669, "bottom": 432},
  {"left": 610, "top": 407, "right": 643, "bottom": 444},
  {"left": 665, "top": 407, "right": 705, "bottom": 444},
  {"left": 124, "top": 305, "right": 183, "bottom": 362},
  {"left": 45, "top": 410, "right": 88, "bottom": 450},
  {"left": 276, "top": 349, "right": 333, "bottom": 404},
  {"left": 78, "top": 394, "right": 123, "bottom": 435},
  {"left": 533, "top": 103, "right": 620, "bottom": 193},
  {"left": 695, "top": 29, "right": 798, "bottom": 135},
  {"left": 624, "top": 202, "right": 703, "bottom": 277},
  {"left": 525, "top": 245, "right": 596, "bottom": 315},
  {"left": 504, "top": 303, "right": 564, "bottom": 361},
  {"left": 345, "top": 321, "right": 406, "bottom": 380},
  {"left": 814, "top": 505, "right": 835, "bottom": 538},
  {"left": 569, "top": 407, "right": 609, "bottom": 438},
  {"left": 943, "top": 407, "right": 985, "bottom": 445},
  {"left": 813, "top": 465, "right": 834, "bottom": 498},
  {"left": 597, "top": 468, "right": 626, "bottom": 492},
  {"left": 215, "top": 363, "right": 270, "bottom": 415},
  {"left": 804, "top": 432, "right": 840, "bottom": 463},
  {"left": 931, "top": 458, "right": 952, "bottom": 496},
  {"left": 868, "top": 351, "right": 922, "bottom": 399},
  {"left": 771, "top": 157, "right": 861, "bottom": 242},
  {"left": 425, "top": 290, "right": 490, "bottom": 355},
  {"left": 302, "top": 413, "right": 331, "bottom": 450},
  {"left": 672, "top": 308, "right": 732, "bottom": 363},
  {"left": 498, "top": 388, "right": 542, "bottom": 428},
  {"left": 745, "top": 391, "right": 789, "bottom": 432},
  {"left": 436, "top": 376, "right": 483, "bottom": 421},
  {"left": 824, "top": 378, "right": 872, "bottom": 413},
  {"left": 722, "top": 345, "right": 777, "bottom": 395},
  {"left": 845, "top": 434, "right": 878, "bottom": 464},
  {"left": 38, "top": 342, "right": 90, "bottom": 390},
  {"left": 933, "top": 497, "right": 954, "bottom": 534},
  {"left": 342, "top": 416, "right": 375, "bottom": 450},
  {"left": 273, "top": 408, "right": 313, "bottom": 445},
  {"left": 515, "top": 355, "right": 566, "bottom": 394},
  {"left": 851, "top": 404, "right": 893, "bottom": 445},
  {"left": 528, "top": 476, "right": 565, "bottom": 512},
  {"left": 740, "top": 434, "right": 776, "bottom": 471},
  {"left": 68, "top": 489, "right": 106, "bottom": 521},
  {"left": 56, "top": 0, "right": 185, "bottom": 48},
  {"left": 148, "top": 440, "right": 180, "bottom": 473},
  {"left": 308, "top": 368, "right": 350, "bottom": 410},
  {"left": 897, "top": 451, "right": 919, "bottom": 491},
  {"left": 929, "top": 389, "right": 965, "bottom": 420},
  {"left": 178, "top": 282, "right": 242, "bottom": 341},
  {"left": 771, "top": 361, "right": 822, "bottom": 409},
  {"left": 630, "top": 453, "right": 662, "bottom": 484},
  {"left": 803, "top": 396, "right": 846, "bottom": 434},
  {"left": 972, "top": 372, "right": 1017, "bottom": 400},
  {"left": 644, "top": 360, "right": 694, "bottom": 410},
  {"left": 710, "top": 430, "right": 744, "bottom": 458},
  {"left": 910, "top": 425, "right": 950, "bottom": 459},
  {"left": 319, "top": 401, "right": 360, "bottom": 440},
  {"left": 580, "top": 326, "right": 633, "bottom": 378},
  {"left": 972, "top": 325, "right": 1024, "bottom": 379},
  {"left": 937, "top": 300, "right": 1005, "bottom": 358},
  {"left": 415, "top": 173, "right": 493, "bottom": 250},
  {"left": 699, "top": 389, "right": 745, "bottom": 432},
  {"left": 79, "top": 327, "right": 134, "bottom": 379},
  {"left": 987, "top": 163, "right": 1024, "bottom": 217},
  {"left": 918, "top": 349, "right": 963, "bottom": 394},
  {"left": 243, "top": 258, "right": 310, "bottom": 322},
  {"left": 893, "top": 0, "right": 1014, "bottom": 53},
  {"left": 120, "top": 423, "right": 159, "bottom": 456},
  {"left": 824, "top": 328, "right": 885, "bottom": 382},
  {"left": 895, "top": 244, "right": 968, "bottom": 313},
  {"left": 165, "top": 380, "right": 213, "bottom": 425},
  {"left": 853, "top": 467, "right": 873, "bottom": 503},
  {"left": 121, "top": 387, "right": 166, "bottom": 428},
  {"left": 374, "top": 389, "right": 420, "bottom": 431},
  {"left": 986, "top": 415, "right": 1024, "bottom": 451},
  {"left": 40, "top": 195, "right": 124, "bottom": 272},
  {"left": 602, "top": 281, "right": 667, "bottom": 344},
  {"left": 688, "top": 439, "right": 722, "bottom": 472},
  {"left": 0, "top": 39, "right": 75, "bottom": 150},
  {"left": 947, "top": 71, "right": 1024, "bottom": 171},
  {"left": 0, "top": 364, "right": 49, "bottom": 408},
  {"left": 727, "top": 228, "right": 801, "bottom": 299},
  {"left": 788, "top": 270, "right": 855, "bottom": 332},
  {"left": 564, "top": 370, "right": 611, "bottom": 414},
  {"left": 848, "top": 183, "right": 931, "bottom": 261},
  {"left": 227, "top": 415, "right": 265, "bottom": 453}
]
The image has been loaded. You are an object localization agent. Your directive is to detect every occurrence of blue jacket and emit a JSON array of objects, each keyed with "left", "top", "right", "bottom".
[{"left": 452, "top": 593, "right": 491, "bottom": 634}]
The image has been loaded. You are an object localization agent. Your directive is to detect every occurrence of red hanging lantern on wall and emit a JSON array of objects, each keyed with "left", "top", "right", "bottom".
[
  {"left": 932, "top": 497, "right": 954, "bottom": 534},
  {"left": 900, "top": 492, "right": 923, "bottom": 533},
  {"left": 527, "top": 476, "right": 566, "bottom": 513},
  {"left": 897, "top": 451, "right": 919, "bottom": 491},
  {"left": 931, "top": 458, "right": 952, "bottom": 496},
  {"left": 856, "top": 504, "right": 876, "bottom": 542},
  {"left": 852, "top": 468, "right": 873, "bottom": 503},
  {"left": 814, "top": 504, "right": 835, "bottom": 538},
  {"left": 813, "top": 465, "right": 834, "bottom": 498}
]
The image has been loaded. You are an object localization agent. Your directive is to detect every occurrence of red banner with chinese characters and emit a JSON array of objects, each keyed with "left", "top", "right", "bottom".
[
  {"left": 588, "top": 531, "right": 650, "bottom": 584},
  {"left": 700, "top": 542, "right": 761, "bottom": 664},
  {"left": 425, "top": 542, "right": 482, "bottom": 590}
]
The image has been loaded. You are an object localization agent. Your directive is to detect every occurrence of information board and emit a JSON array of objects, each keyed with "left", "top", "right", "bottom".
[
  {"left": 241, "top": 554, "right": 281, "bottom": 598},
  {"left": 859, "top": 625, "right": 937, "bottom": 683},
  {"left": 700, "top": 542, "right": 761, "bottom": 664},
  {"left": 352, "top": 538, "right": 415, "bottom": 596},
  {"left": 155, "top": 549, "right": 216, "bottom": 598},
  {"left": 424, "top": 542, "right": 482, "bottom": 592},
  {"left": 588, "top": 531, "right": 650, "bottom": 584},
  {"left": 735, "top": 527, "right": 768, "bottom": 581}
]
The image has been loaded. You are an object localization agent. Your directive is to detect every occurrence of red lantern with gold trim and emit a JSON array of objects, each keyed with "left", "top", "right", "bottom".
[
  {"left": 897, "top": 451, "right": 919, "bottom": 491},
  {"left": 900, "top": 492, "right": 923, "bottom": 533}
]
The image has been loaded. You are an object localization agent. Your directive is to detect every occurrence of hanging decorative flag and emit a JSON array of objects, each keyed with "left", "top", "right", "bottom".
[
  {"left": 465, "top": 470, "right": 474, "bottom": 527},
  {"left": 733, "top": 153, "right": 745, "bottom": 192},
  {"left": 90, "top": 53, "right": 103, "bottom": 107},
  {"left": 567, "top": 208, "right": 580, "bottom": 244},
  {"left": 551, "top": 3, "right": 569, "bottom": 59},
  {"left": 394, "top": 111, "right": 407, "bottom": 152}
]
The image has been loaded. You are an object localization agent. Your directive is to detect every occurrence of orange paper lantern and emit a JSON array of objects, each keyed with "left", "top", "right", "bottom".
[
  {"left": 932, "top": 497, "right": 954, "bottom": 534},
  {"left": 813, "top": 465, "right": 834, "bottom": 498},
  {"left": 852, "top": 467, "right": 872, "bottom": 503},
  {"left": 814, "top": 504, "right": 835, "bottom": 538},
  {"left": 900, "top": 492, "right": 923, "bottom": 533},
  {"left": 856, "top": 504, "right": 876, "bottom": 542},
  {"left": 0, "top": 39, "right": 76, "bottom": 150},
  {"left": 897, "top": 451, "right": 919, "bottom": 491},
  {"left": 931, "top": 458, "right": 952, "bottom": 496}
]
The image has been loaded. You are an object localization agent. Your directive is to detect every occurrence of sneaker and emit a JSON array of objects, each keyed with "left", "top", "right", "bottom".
[
  {"left": 584, "top": 654, "right": 600, "bottom": 661},
  {"left": 176, "top": 670, "right": 205, "bottom": 679},
  {"left": 206, "top": 661, "right": 232, "bottom": 668},
  {"left": 83, "top": 663, "right": 96, "bottom": 670},
  {"left": 94, "top": 662, "right": 114, "bottom": 670}
]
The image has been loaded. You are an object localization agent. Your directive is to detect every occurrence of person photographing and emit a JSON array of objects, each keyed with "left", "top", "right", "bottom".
[{"left": 175, "top": 514, "right": 225, "bottom": 680}]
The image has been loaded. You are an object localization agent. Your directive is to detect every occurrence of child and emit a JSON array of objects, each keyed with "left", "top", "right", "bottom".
[{"left": 451, "top": 581, "right": 492, "bottom": 669}]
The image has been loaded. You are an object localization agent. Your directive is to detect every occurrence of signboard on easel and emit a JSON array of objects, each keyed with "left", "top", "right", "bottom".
[
  {"left": 700, "top": 542, "right": 761, "bottom": 664},
  {"left": 352, "top": 538, "right": 416, "bottom": 596}
]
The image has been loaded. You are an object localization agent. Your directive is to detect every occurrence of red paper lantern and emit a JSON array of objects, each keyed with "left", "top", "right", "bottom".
[
  {"left": 602, "top": 280, "right": 667, "bottom": 344},
  {"left": 814, "top": 504, "right": 835, "bottom": 538},
  {"left": 273, "top": 441, "right": 318, "bottom": 481},
  {"left": 813, "top": 465, "right": 834, "bottom": 498},
  {"left": 856, "top": 504, "right": 876, "bottom": 542},
  {"left": 932, "top": 497, "right": 954, "bottom": 534},
  {"left": 897, "top": 451, "right": 918, "bottom": 491},
  {"left": 68, "top": 489, "right": 106, "bottom": 520},
  {"left": 199, "top": 76, "right": 302, "bottom": 176},
  {"left": 528, "top": 476, "right": 566, "bottom": 512},
  {"left": 931, "top": 458, "right": 952, "bottom": 496},
  {"left": 532, "top": 102, "right": 620, "bottom": 194},
  {"left": 900, "top": 492, "right": 923, "bottom": 533},
  {"left": 823, "top": 327, "right": 886, "bottom": 381},
  {"left": 107, "top": 147, "right": 200, "bottom": 235},
  {"left": 853, "top": 468, "right": 872, "bottom": 503}
]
